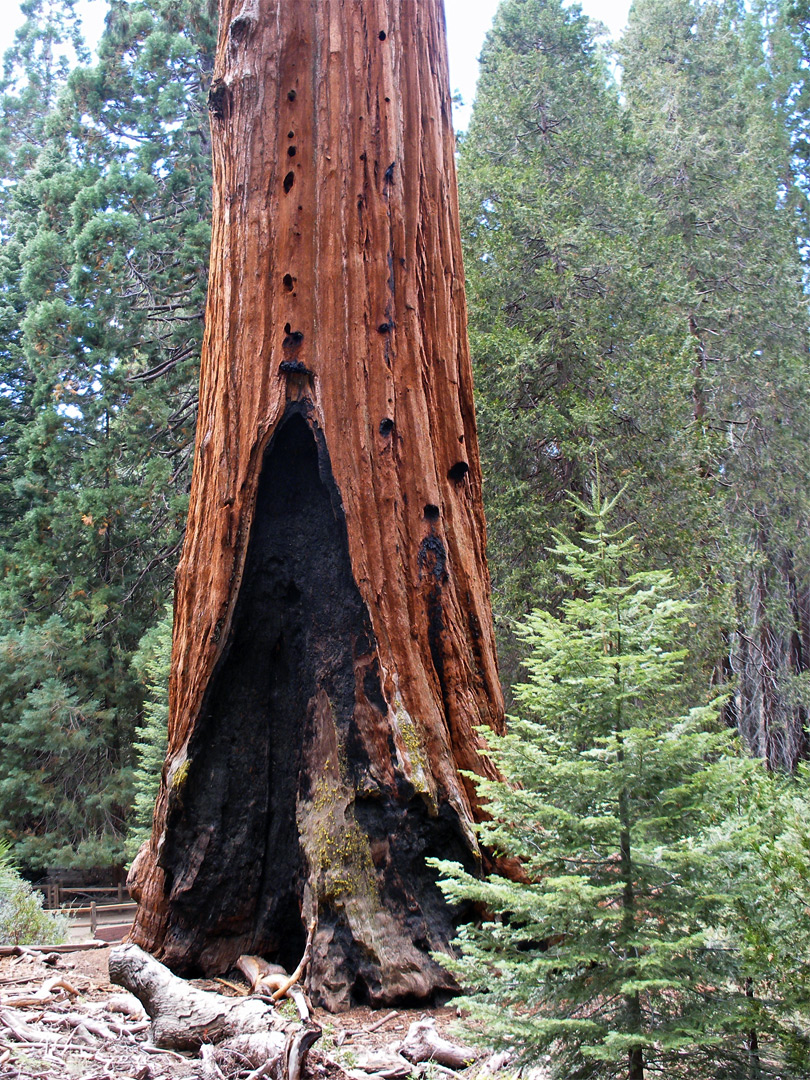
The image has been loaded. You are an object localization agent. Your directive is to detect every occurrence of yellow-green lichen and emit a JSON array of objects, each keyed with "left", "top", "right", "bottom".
[
  {"left": 311, "top": 773, "right": 336, "bottom": 813},
  {"left": 302, "top": 773, "right": 379, "bottom": 904},
  {"left": 393, "top": 708, "right": 431, "bottom": 797},
  {"left": 398, "top": 714, "right": 427, "bottom": 769},
  {"left": 170, "top": 759, "right": 190, "bottom": 792}
]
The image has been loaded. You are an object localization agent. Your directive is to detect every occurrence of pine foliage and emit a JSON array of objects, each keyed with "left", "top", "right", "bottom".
[
  {"left": 126, "top": 603, "right": 171, "bottom": 858},
  {"left": 619, "top": 0, "right": 810, "bottom": 771},
  {"left": 709, "top": 765, "right": 810, "bottom": 1070}
]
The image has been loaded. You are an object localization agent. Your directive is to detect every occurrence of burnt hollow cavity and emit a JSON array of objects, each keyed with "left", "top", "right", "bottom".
[
  {"left": 423, "top": 504, "right": 440, "bottom": 522},
  {"left": 278, "top": 360, "right": 311, "bottom": 375},
  {"left": 447, "top": 461, "right": 469, "bottom": 483},
  {"left": 160, "top": 414, "right": 377, "bottom": 974},
  {"left": 283, "top": 171, "right": 295, "bottom": 193}
]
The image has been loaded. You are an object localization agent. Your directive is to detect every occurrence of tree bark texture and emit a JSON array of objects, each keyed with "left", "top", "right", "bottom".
[
  {"left": 733, "top": 538, "right": 810, "bottom": 772},
  {"left": 128, "top": 0, "right": 504, "bottom": 1010}
]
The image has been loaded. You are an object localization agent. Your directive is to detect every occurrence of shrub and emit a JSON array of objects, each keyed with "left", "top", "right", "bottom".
[{"left": 0, "top": 840, "right": 68, "bottom": 945}]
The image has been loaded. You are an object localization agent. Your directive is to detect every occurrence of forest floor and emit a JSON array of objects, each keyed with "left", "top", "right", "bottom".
[{"left": 0, "top": 945, "right": 545, "bottom": 1080}]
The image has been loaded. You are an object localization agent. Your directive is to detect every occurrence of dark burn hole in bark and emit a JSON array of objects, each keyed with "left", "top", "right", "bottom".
[
  {"left": 282, "top": 274, "right": 294, "bottom": 292},
  {"left": 159, "top": 413, "right": 379, "bottom": 977},
  {"left": 418, "top": 535, "right": 447, "bottom": 583},
  {"left": 447, "top": 461, "right": 469, "bottom": 483},
  {"left": 278, "top": 360, "right": 311, "bottom": 375},
  {"left": 288, "top": 146, "right": 297, "bottom": 157},
  {"left": 384, "top": 162, "right": 395, "bottom": 184},
  {"left": 418, "top": 536, "right": 450, "bottom": 712},
  {"left": 207, "top": 81, "right": 229, "bottom": 120},
  {"left": 379, "top": 417, "right": 394, "bottom": 436},
  {"left": 288, "top": 131, "right": 295, "bottom": 139},
  {"left": 378, "top": 322, "right": 392, "bottom": 334},
  {"left": 152, "top": 415, "right": 477, "bottom": 1006},
  {"left": 229, "top": 14, "right": 255, "bottom": 47},
  {"left": 287, "top": 89, "right": 296, "bottom": 101},
  {"left": 283, "top": 326, "right": 304, "bottom": 350},
  {"left": 283, "top": 171, "right": 295, "bottom": 193},
  {"left": 379, "top": 30, "right": 387, "bottom": 40},
  {"left": 424, "top": 504, "right": 440, "bottom": 522},
  {"left": 353, "top": 795, "right": 478, "bottom": 969}
]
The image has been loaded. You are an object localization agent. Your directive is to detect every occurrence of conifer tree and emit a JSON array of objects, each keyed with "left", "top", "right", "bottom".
[
  {"left": 462, "top": 0, "right": 810, "bottom": 767},
  {"left": 458, "top": 0, "right": 713, "bottom": 688},
  {"left": 0, "top": 0, "right": 213, "bottom": 868},
  {"left": 620, "top": 0, "right": 810, "bottom": 769},
  {"left": 459, "top": 0, "right": 625, "bottom": 627},
  {"left": 432, "top": 490, "right": 759, "bottom": 1079},
  {"left": 0, "top": 0, "right": 87, "bottom": 555}
]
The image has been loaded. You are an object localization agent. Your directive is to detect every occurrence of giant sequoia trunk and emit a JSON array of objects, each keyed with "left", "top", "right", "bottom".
[{"left": 128, "top": 0, "right": 505, "bottom": 1010}]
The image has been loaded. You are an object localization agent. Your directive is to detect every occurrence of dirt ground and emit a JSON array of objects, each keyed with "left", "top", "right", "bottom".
[{"left": 0, "top": 945, "right": 500, "bottom": 1080}]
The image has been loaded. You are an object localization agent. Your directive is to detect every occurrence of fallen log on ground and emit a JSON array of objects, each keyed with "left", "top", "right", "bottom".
[
  {"left": 109, "top": 941, "right": 321, "bottom": 1080},
  {"left": 396, "top": 1017, "right": 477, "bottom": 1069},
  {"left": 109, "top": 944, "right": 280, "bottom": 1044},
  {"left": 0, "top": 941, "right": 108, "bottom": 956}
]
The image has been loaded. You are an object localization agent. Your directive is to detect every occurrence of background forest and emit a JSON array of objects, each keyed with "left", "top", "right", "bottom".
[{"left": 1, "top": 0, "right": 810, "bottom": 1073}]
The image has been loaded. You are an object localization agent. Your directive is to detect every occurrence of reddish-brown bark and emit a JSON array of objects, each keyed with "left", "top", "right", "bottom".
[{"left": 128, "top": 0, "right": 504, "bottom": 1009}]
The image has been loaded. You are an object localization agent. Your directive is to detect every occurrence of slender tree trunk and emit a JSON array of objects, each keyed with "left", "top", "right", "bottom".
[
  {"left": 620, "top": 801, "right": 644, "bottom": 1080},
  {"left": 617, "top": 668, "right": 643, "bottom": 1080},
  {"left": 128, "top": 0, "right": 505, "bottom": 1010},
  {"left": 745, "top": 977, "right": 762, "bottom": 1080}
]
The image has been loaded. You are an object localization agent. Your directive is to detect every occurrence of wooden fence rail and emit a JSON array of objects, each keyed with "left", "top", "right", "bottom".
[
  {"left": 38, "top": 883, "right": 129, "bottom": 909},
  {"left": 54, "top": 901, "right": 137, "bottom": 933}
]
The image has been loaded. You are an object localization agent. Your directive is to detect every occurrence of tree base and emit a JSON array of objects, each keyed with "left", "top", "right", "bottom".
[{"left": 128, "top": 414, "right": 478, "bottom": 1009}]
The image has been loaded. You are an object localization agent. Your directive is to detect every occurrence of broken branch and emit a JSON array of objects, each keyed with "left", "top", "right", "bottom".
[{"left": 272, "top": 919, "right": 317, "bottom": 1002}]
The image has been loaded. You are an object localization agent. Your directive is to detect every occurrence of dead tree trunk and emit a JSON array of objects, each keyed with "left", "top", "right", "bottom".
[{"left": 128, "top": 0, "right": 504, "bottom": 1010}]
